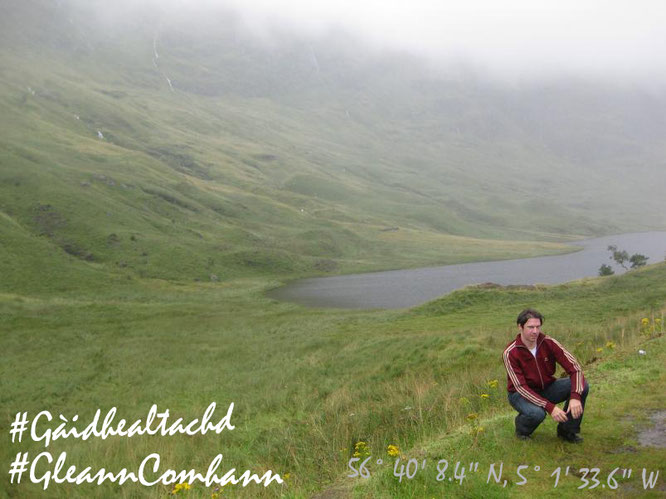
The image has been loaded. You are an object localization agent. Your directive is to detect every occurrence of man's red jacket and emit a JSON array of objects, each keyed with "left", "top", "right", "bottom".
[{"left": 503, "top": 332, "right": 585, "bottom": 414}]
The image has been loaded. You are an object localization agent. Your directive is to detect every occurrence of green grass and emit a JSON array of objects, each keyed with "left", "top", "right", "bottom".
[
  {"left": 2, "top": 1, "right": 666, "bottom": 291},
  {"left": 1, "top": 263, "right": 665, "bottom": 497},
  {"left": 2, "top": 3, "right": 666, "bottom": 497},
  {"left": 0, "top": 52, "right": 583, "bottom": 287},
  {"left": 352, "top": 324, "right": 666, "bottom": 498}
]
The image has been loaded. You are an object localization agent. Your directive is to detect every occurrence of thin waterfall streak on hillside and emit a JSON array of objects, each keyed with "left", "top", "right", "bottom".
[
  {"left": 153, "top": 32, "right": 159, "bottom": 61},
  {"left": 165, "top": 76, "right": 174, "bottom": 92},
  {"left": 308, "top": 44, "right": 327, "bottom": 90},
  {"left": 152, "top": 29, "right": 174, "bottom": 92},
  {"left": 309, "top": 46, "right": 321, "bottom": 74},
  {"left": 152, "top": 33, "right": 159, "bottom": 68}
]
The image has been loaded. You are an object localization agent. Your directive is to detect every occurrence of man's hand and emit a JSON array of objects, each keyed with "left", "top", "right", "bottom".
[
  {"left": 550, "top": 406, "right": 569, "bottom": 423},
  {"left": 567, "top": 399, "right": 583, "bottom": 419},
  {"left": 551, "top": 400, "right": 583, "bottom": 422}
]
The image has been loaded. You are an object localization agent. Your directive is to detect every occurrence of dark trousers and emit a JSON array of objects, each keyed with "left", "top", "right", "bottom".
[{"left": 508, "top": 378, "right": 589, "bottom": 437}]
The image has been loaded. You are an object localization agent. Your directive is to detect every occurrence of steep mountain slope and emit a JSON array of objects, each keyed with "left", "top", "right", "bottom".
[{"left": 1, "top": 0, "right": 665, "bottom": 290}]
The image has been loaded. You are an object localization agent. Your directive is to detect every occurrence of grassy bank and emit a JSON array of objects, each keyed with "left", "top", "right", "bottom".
[
  {"left": 2, "top": 262, "right": 664, "bottom": 497},
  {"left": 351, "top": 313, "right": 666, "bottom": 498}
]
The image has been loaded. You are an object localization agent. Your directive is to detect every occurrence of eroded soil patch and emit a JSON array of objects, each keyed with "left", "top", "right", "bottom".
[{"left": 638, "top": 410, "right": 666, "bottom": 448}]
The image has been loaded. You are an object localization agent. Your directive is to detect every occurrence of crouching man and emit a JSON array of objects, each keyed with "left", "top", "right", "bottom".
[{"left": 503, "top": 309, "right": 589, "bottom": 442}]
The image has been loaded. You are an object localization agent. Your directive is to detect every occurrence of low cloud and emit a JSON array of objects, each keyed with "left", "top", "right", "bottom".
[
  {"left": 76, "top": 0, "right": 666, "bottom": 83},
  {"left": 205, "top": 0, "right": 666, "bottom": 82}
]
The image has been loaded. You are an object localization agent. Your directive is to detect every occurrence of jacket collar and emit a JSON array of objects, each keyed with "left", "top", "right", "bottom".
[{"left": 515, "top": 331, "right": 545, "bottom": 349}]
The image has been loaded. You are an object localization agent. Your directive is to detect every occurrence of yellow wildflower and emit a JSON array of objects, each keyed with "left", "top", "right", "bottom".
[
  {"left": 172, "top": 482, "right": 191, "bottom": 494},
  {"left": 480, "top": 393, "right": 490, "bottom": 399},
  {"left": 641, "top": 318, "right": 649, "bottom": 325},
  {"left": 596, "top": 347, "right": 603, "bottom": 353},
  {"left": 353, "top": 441, "right": 370, "bottom": 457},
  {"left": 487, "top": 379, "right": 499, "bottom": 389},
  {"left": 387, "top": 444, "right": 400, "bottom": 457},
  {"left": 606, "top": 341, "right": 616, "bottom": 349},
  {"left": 469, "top": 425, "right": 485, "bottom": 436},
  {"left": 284, "top": 473, "right": 292, "bottom": 480}
]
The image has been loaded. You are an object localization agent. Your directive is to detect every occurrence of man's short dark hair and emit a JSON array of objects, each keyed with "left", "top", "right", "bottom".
[{"left": 517, "top": 309, "right": 544, "bottom": 327}]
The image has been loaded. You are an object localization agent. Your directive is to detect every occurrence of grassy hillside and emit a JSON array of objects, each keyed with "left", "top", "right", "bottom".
[
  {"left": 1, "top": 2, "right": 665, "bottom": 497},
  {"left": 1, "top": 258, "right": 664, "bottom": 497},
  {"left": 0, "top": 45, "right": 579, "bottom": 287},
  {"left": 353, "top": 330, "right": 666, "bottom": 498},
  {"left": 2, "top": 1, "right": 666, "bottom": 290}
]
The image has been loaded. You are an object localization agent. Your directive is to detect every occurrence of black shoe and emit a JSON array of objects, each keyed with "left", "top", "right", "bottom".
[
  {"left": 557, "top": 428, "right": 583, "bottom": 443},
  {"left": 515, "top": 432, "right": 532, "bottom": 441}
]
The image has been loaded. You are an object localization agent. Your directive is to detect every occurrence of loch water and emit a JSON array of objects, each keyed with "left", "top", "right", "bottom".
[{"left": 268, "top": 232, "right": 666, "bottom": 309}]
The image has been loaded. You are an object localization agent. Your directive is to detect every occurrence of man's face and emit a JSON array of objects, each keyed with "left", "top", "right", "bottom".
[{"left": 519, "top": 317, "right": 541, "bottom": 345}]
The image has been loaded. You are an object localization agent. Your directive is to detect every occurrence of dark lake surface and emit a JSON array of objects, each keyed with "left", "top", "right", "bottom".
[{"left": 268, "top": 231, "right": 666, "bottom": 309}]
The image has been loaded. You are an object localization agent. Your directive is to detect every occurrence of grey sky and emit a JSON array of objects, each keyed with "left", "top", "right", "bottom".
[{"left": 191, "top": 0, "right": 666, "bottom": 81}]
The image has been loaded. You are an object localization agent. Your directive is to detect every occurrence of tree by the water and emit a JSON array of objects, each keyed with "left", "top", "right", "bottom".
[
  {"left": 605, "top": 245, "right": 649, "bottom": 272},
  {"left": 607, "top": 245, "right": 629, "bottom": 269},
  {"left": 629, "top": 253, "right": 649, "bottom": 268},
  {"left": 598, "top": 264, "right": 614, "bottom": 276}
]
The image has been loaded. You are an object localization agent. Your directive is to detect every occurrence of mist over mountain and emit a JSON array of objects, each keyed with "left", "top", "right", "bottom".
[{"left": 1, "top": 0, "right": 665, "bottom": 285}]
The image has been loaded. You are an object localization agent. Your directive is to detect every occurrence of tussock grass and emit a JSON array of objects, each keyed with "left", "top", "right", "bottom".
[{"left": 2, "top": 263, "right": 664, "bottom": 497}]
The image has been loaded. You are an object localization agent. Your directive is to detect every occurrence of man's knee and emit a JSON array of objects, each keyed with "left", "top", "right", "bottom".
[{"left": 522, "top": 406, "right": 546, "bottom": 424}]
